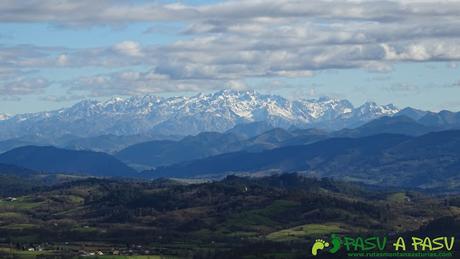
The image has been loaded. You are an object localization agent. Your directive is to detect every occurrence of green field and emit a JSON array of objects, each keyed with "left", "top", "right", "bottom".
[{"left": 266, "top": 223, "right": 349, "bottom": 241}]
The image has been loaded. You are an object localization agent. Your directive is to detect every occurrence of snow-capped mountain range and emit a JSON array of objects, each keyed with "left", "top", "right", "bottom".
[{"left": 0, "top": 90, "right": 399, "bottom": 140}]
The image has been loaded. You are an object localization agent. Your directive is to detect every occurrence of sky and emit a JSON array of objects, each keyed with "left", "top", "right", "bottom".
[{"left": 1, "top": 0, "right": 460, "bottom": 115}]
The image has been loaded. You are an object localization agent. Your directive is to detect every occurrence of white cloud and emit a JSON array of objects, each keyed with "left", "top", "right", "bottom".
[
  {"left": 0, "top": 77, "right": 50, "bottom": 96},
  {"left": 0, "top": 1, "right": 459, "bottom": 26},
  {"left": 113, "top": 41, "right": 143, "bottom": 57},
  {"left": 272, "top": 70, "right": 314, "bottom": 78},
  {"left": 382, "top": 43, "right": 431, "bottom": 61},
  {"left": 2, "top": 0, "right": 460, "bottom": 96},
  {"left": 66, "top": 69, "right": 222, "bottom": 96}
]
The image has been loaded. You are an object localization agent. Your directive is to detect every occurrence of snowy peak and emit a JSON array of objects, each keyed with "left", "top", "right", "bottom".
[
  {"left": 355, "top": 102, "right": 399, "bottom": 117},
  {"left": 296, "top": 97, "right": 354, "bottom": 120},
  {"left": 0, "top": 90, "right": 400, "bottom": 139}
]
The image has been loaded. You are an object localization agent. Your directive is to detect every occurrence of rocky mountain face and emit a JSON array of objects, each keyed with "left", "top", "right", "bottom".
[{"left": 0, "top": 90, "right": 399, "bottom": 140}]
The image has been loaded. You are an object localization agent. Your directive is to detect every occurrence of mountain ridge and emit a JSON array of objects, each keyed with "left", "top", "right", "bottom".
[
  {"left": 0, "top": 89, "right": 399, "bottom": 139},
  {"left": 148, "top": 130, "right": 460, "bottom": 189}
]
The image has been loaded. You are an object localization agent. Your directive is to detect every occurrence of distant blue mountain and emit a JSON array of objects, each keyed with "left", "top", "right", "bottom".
[
  {"left": 2, "top": 107, "right": 460, "bottom": 189},
  {"left": 0, "top": 146, "right": 137, "bottom": 177},
  {"left": 395, "top": 107, "right": 428, "bottom": 121},
  {"left": 224, "top": 121, "right": 275, "bottom": 139},
  {"left": 149, "top": 130, "right": 460, "bottom": 189},
  {"left": 115, "top": 132, "right": 245, "bottom": 168},
  {"left": 115, "top": 124, "right": 328, "bottom": 168},
  {"left": 115, "top": 113, "right": 460, "bottom": 169},
  {"left": 418, "top": 110, "right": 460, "bottom": 128},
  {"left": 150, "top": 134, "right": 411, "bottom": 178},
  {"left": 336, "top": 115, "right": 434, "bottom": 137}
]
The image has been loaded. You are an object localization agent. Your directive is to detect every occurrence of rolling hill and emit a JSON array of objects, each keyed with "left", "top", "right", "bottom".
[
  {"left": 0, "top": 146, "right": 137, "bottom": 177},
  {"left": 0, "top": 174, "right": 458, "bottom": 258}
]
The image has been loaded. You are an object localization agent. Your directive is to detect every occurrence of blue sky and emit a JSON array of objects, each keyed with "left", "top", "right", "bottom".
[{"left": 1, "top": 0, "right": 460, "bottom": 114}]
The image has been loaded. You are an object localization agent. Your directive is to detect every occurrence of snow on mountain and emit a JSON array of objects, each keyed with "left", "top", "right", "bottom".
[
  {"left": 295, "top": 97, "right": 354, "bottom": 121},
  {"left": 0, "top": 90, "right": 399, "bottom": 139},
  {"left": 353, "top": 102, "right": 399, "bottom": 119}
]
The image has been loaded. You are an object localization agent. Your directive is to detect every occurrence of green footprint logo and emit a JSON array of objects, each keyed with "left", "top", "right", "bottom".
[
  {"left": 329, "top": 234, "right": 342, "bottom": 254},
  {"left": 311, "top": 239, "right": 329, "bottom": 256},
  {"left": 311, "top": 235, "right": 342, "bottom": 256}
]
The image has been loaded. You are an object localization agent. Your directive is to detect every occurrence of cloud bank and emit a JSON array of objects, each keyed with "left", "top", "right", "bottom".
[{"left": 1, "top": 0, "right": 460, "bottom": 97}]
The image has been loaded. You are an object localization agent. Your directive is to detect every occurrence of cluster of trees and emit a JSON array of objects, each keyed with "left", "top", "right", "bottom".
[{"left": 0, "top": 173, "right": 458, "bottom": 258}]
